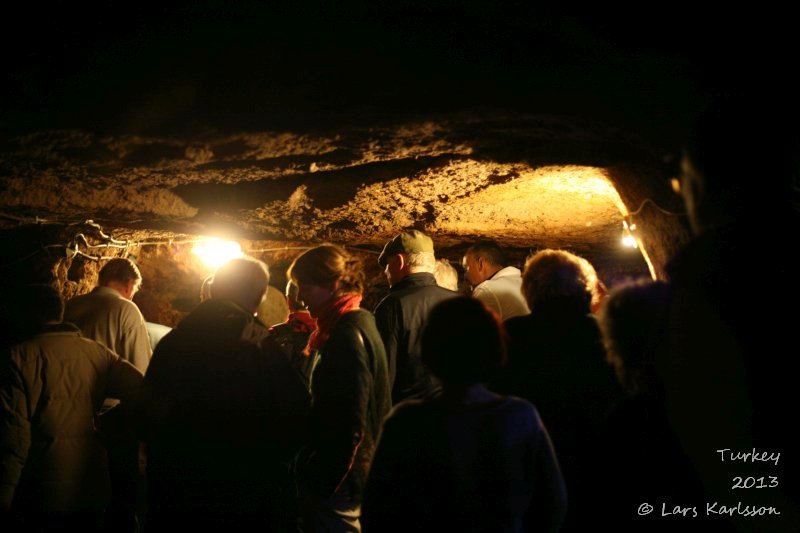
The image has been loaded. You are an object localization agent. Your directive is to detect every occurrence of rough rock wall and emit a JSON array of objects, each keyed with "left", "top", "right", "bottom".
[
  {"left": 0, "top": 114, "right": 688, "bottom": 281},
  {"left": 0, "top": 113, "right": 691, "bottom": 329}
]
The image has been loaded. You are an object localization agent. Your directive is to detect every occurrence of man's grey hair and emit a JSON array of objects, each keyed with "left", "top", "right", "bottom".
[
  {"left": 433, "top": 260, "right": 459, "bottom": 291},
  {"left": 406, "top": 251, "right": 436, "bottom": 273}
]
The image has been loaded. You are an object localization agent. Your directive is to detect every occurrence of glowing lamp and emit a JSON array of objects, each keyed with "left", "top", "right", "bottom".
[
  {"left": 621, "top": 220, "right": 638, "bottom": 249},
  {"left": 192, "top": 239, "right": 243, "bottom": 269}
]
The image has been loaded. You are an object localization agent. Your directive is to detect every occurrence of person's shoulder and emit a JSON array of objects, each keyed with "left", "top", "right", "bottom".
[
  {"left": 64, "top": 290, "right": 92, "bottom": 304},
  {"left": 472, "top": 281, "right": 492, "bottom": 297},
  {"left": 77, "top": 335, "right": 121, "bottom": 360},
  {"left": 386, "top": 285, "right": 455, "bottom": 315},
  {"left": 503, "top": 394, "right": 537, "bottom": 410},
  {"left": 384, "top": 397, "right": 433, "bottom": 425},
  {"left": 258, "top": 333, "right": 296, "bottom": 362},
  {"left": 374, "top": 292, "right": 401, "bottom": 314},
  {"left": 78, "top": 287, "right": 118, "bottom": 302},
  {"left": 498, "top": 266, "right": 522, "bottom": 278},
  {"left": 496, "top": 395, "right": 545, "bottom": 426},
  {"left": 504, "top": 314, "right": 529, "bottom": 331},
  {"left": 268, "top": 321, "right": 291, "bottom": 336},
  {"left": 422, "top": 283, "right": 459, "bottom": 299},
  {"left": 240, "top": 315, "right": 272, "bottom": 345},
  {"left": 35, "top": 328, "right": 118, "bottom": 359},
  {"left": 100, "top": 293, "right": 144, "bottom": 317},
  {"left": 341, "top": 308, "right": 376, "bottom": 326},
  {"left": 567, "top": 311, "right": 601, "bottom": 335},
  {"left": 63, "top": 291, "right": 98, "bottom": 315},
  {"left": 329, "top": 309, "right": 375, "bottom": 342}
]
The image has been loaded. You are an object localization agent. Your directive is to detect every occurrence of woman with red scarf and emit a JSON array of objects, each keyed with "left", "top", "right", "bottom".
[{"left": 289, "top": 245, "right": 391, "bottom": 533}]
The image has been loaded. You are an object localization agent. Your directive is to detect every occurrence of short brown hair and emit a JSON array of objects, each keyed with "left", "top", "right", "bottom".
[
  {"left": 98, "top": 258, "right": 142, "bottom": 288},
  {"left": 288, "top": 245, "right": 364, "bottom": 296}
]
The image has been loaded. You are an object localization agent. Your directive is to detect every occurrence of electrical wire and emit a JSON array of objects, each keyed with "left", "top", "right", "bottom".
[
  {"left": 244, "top": 246, "right": 314, "bottom": 253},
  {"left": 628, "top": 198, "right": 685, "bottom": 217},
  {"left": 246, "top": 246, "right": 381, "bottom": 256}
]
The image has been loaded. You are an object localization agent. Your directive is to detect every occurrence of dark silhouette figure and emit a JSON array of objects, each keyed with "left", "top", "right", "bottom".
[
  {"left": 662, "top": 95, "right": 800, "bottom": 531},
  {"left": 138, "top": 257, "right": 309, "bottom": 531},
  {"left": 363, "top": 297, "right": 566, "bottom": 533},
  {"left": 495, "top": 249, "right": 623, "bottom": 531},
  {"left": 596, "top": 281, "right": 730, "bottom": 531}
]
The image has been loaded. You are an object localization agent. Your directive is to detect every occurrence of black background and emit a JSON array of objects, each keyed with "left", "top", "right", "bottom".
[{"left": 1, "top": 1, "right": 794, "bottom": 145}]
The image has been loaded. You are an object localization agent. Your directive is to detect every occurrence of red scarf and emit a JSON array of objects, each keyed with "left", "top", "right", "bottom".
[
  {"left": 304, "top": 293, "right": 362, "bottom": 355},
  {"left": 288, "top": 310, "right": 317, "bottom": 335}
]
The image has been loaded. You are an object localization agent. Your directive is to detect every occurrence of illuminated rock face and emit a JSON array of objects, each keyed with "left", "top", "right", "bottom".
[{"left": 0, "top": 114, "right": 688, "bottom": 326}]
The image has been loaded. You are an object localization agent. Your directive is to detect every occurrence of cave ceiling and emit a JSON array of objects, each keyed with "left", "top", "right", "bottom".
[
  {"left": 2, "top": 1, "right": 786, "bottom": 273},
  {"left": 0, "top": 116, "right": 649, "bottom": 257}
]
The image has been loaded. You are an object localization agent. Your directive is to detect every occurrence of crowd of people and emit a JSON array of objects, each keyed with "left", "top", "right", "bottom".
[{"left": 1, "top": 99, "right": 797, "bottom": 532}]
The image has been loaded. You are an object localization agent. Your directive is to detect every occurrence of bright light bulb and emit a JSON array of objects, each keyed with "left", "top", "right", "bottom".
[
  {"left": 192, "top": 239, "right": 243, "bottom": 269},
  {"left": 622, "top": 234, "right": 638, "bottom": 248},
  {"left": 621, "top": 220, "right": 638, "bottom": 248}
]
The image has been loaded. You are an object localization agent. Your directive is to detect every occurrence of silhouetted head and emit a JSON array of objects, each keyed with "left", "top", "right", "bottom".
[
  {"left": 210, "top": 256, "right": 270, "bottom": 314},
  {"left": 521, "top": 249, "right": 598, "bottom": 315},
  {"left": 98, "top": 257, "right": 142, "bottom": 300},
  {"left": 681, "top": 95, "right": 795, "bottom": 234},
  {"left": 599, "top": 280, "right": 670, "bottom": 394},
  {"left": 22, "top": 284, "right": 64, "bottom": 326},
  {"left": 422, "top": 297, "right": 506, "bottom": 386},
  {"left": 288, "top": 245, "right": 364, "bottom": 317}
]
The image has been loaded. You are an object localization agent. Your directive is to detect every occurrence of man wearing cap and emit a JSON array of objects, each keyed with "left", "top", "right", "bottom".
[{"left": 375, "top": 230, "right": 457, "bottom": 404}]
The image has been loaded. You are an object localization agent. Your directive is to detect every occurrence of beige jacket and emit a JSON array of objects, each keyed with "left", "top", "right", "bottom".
[{"left": 0, "top": 324, "right": 143, "bottom": 513}]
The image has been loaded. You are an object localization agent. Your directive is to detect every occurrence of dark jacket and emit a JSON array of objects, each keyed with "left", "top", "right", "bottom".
[
  {"left": 597, "top": 392, "right": 713, "bottom": 532},
  {"left": 363, "top": 396, "right": 566, "bottom": 533},
  {"left": 374, "top": 272, "right": 456, "bottom": 403},
  {"left": 497, "top": 309, "right": 623, "bottom": 531},
  {"left": 298, "top": 309, "right": 390, "bottom": 503},
  {"left": 138, "top": 299, "right": 309, "bottom": 527},
  {"left": 663, "top": 220, "right": 800, "bottom": 524}
]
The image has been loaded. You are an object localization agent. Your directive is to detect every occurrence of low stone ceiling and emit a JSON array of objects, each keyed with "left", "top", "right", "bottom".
[
  {"left": 0, "top": 114, "right": 685, "bottom": 279},
  {"left": 0, "top": 2, "right": 789, "bottom": 329}
]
